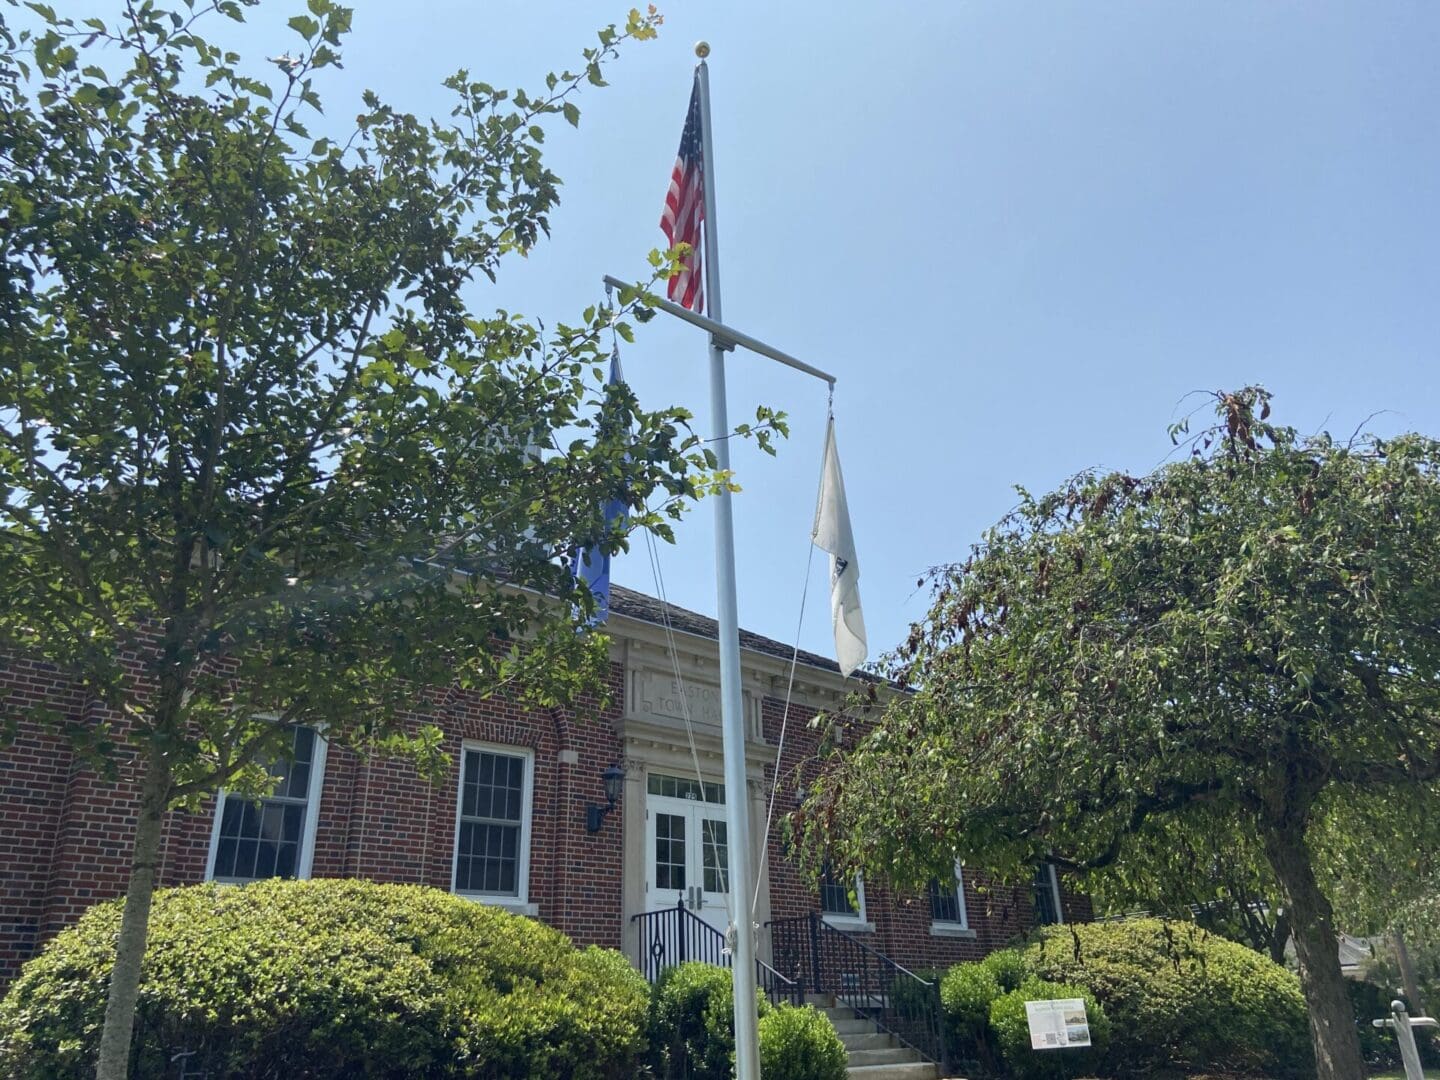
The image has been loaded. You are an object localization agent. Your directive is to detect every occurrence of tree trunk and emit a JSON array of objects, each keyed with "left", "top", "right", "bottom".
[
  {"left": 1270, "top": 909, "right": 1292, "bottom": 967},
  {"left": 1394, "top": 931, "right": 1424, "bottom": 1015},
  {"left": 1261, "top": 821, "right": 1365, "bottom": 1080},
  {"left": 95, "top": 755, "right": 169, "bottom": 1080}
]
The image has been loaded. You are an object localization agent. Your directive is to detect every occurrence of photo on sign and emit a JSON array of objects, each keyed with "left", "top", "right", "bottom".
[{"left": 1025, "top": 998, "right": 1091, "bottom": 1050}]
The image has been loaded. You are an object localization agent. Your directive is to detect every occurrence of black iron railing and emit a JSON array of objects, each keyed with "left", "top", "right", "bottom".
[
  {"left": 633, "top": 901, "right": 728, "bottom": 981},
  {"left": 754, "top": 953, "right": 804, "bottom": 1006},
  {"left": 766, "top": 911, "right": 948, "bottom": 1069},
  {"left": 631, "top": 901, "right": 802, "bottom": 1005}
]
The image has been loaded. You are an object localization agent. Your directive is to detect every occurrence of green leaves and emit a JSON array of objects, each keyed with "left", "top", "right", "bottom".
[
  {"left": 0, "top": 1, "right": 692, "bottom": 787},
  {"left": 0, "top": 880, "right": 653, "bottom": 1077},
  {"left": 287, "top": 14, "right": 319, "bottom": 39},
  {"left": 806, "top": 387, "right": 1440, "bottom": 932}
]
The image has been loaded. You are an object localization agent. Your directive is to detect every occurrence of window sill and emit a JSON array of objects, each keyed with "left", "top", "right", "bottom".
[
  {"left": 929, "top": 923, "right": 977, "bottom": 939},
  {"left": 457, "top": 894, "right": 539, "bottom": 917},
  {"left": 822, "top": 916, "right": 875, "bottom": 933}
]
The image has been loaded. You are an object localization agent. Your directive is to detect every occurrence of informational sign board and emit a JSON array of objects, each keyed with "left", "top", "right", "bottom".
[{"left": 1024, "top": 998, "right": 1092, "bottom": 1050}]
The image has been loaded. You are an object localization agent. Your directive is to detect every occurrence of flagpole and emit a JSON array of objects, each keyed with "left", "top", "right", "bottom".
[{"left": 694, "top": 42, "right": 762, "bottom": 1080}]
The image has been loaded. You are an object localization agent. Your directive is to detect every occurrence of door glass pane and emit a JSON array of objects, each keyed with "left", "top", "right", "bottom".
[
  {"left": 654, "top": 812, "right": 686, "bottom": 892},
  {"left": 701, "top": 818, "right": 729, "bottom": 894}
]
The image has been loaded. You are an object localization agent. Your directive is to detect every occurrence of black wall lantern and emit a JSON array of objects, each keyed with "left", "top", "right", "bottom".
[{"left": 586, "top": 763, "right": 626, "bottom": 833}]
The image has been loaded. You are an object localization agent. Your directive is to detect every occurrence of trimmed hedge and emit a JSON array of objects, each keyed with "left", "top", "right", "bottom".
[
  {"left": 647, "top": 962, "right": 847, "bottom": 1080},
  {"left": 0, "top": 879, "right": 650, "bottom": 1079},
  {"left": 981, "top": 947, "right": 1029, "bottom": 994},
  {"left": 647, "top": 962, "right": 772, "bottom": 1080},
  {"left": 1023, "top": 918, "right": 1313, "bottom": 1078},
  {"left": 758, "top": 1004, "right": 848, "bottom": 1080},
  {"left": 989, "top": 977, "right": 1109, "bottom": 1080},
  {"left": 940, "top": 960, "right": 1002, "bottom": 1060}
]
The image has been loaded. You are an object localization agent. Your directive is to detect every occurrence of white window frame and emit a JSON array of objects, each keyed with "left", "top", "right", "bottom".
[
  {"left": 1036, "top": 863, "right": 1065, "bottom": 925},
  {"left": 930, "top": 861, "right": 976, "bottom": 938},
  {"left": 204, "top": 726, "right": 328, "bottom": 884},
  {"left": 820, "top": 867, "right": 873, "bottom": 933},
  {"left": 451, "top": 741, "right": 537, "bottom": 915}
]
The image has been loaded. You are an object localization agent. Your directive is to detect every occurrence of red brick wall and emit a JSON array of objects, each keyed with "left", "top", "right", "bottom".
[
  {"left": 0, "top": 652, "right": 1088, "bottom": 991},
  {"left": 0, "top": 658, "right": 85, "bottom": 984},
  {"left": 0, "top": 656, "right": 629, "bottom": 989}
]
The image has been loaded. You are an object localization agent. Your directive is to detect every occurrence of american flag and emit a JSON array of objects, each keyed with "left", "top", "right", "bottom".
[{"left": 660, "top": 78, "right": 704, "bottom": 313}]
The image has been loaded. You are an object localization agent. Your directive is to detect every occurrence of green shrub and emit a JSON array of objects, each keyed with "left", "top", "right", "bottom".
[
  {"left": 647, "top": 961, "right": 771, "bottom": 1080},
  {"left": 758, "top": 1004, "right": 847, "bottom": 1080},
  {"left": 940, "top": 960, "right": 1002, "bottom": 1061},
  {"left": 988, "top": 976, "right": 1110, "bottom": 1080},
  {"left": 1024, "top": 918, "right": 1313, "bottom": 1078},
  {"left": 0, "top": 879, "right": 649, "bottom": 1079},
  {"left": 981, "top": 947, "right": 1029, "bottom": 993}
]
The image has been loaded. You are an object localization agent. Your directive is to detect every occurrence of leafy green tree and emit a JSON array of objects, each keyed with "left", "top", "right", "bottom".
[
  {"left": 806, "top": 389, "right": 1440, "bottom": 1080},
  {"left": 0, "top": 2, "right": 775, "bottom": 1077},
  {"left": 1080, "top": 813, "right": 1294, "bottom": 964}
]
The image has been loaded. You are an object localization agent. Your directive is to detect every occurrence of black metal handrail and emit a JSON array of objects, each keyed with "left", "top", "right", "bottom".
[
  {"left": 631, "top": 902, "right": 803, "bottom": 1005},
  {"left": 633, "top": 901, "right": 728, "bottom": 982},
  {"left": 766, "top": 912, "right": 948, "bottom": 1069}
]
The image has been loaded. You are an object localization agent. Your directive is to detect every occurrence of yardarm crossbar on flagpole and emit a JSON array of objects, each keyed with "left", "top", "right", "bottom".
[{"left": 601, "top": 274, "right": 837, "bottom": 387}]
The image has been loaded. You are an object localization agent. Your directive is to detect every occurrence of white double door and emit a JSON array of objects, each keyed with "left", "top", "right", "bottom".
[{"left": 644, "top": 792, "right": 732, "bottom": 937}]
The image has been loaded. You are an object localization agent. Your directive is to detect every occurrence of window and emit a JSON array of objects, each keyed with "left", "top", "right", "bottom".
[
  {"left": 647, "top": 773, "right": 725, "bottom": 804},
  {"left": 207, "top": 726, "right": 326, "bottom": 884},
  {"left": 929, "top": 863, "right": 970, "bottom": 931},
  {"left": 452, "top": 744, "right": 534, "bottom": 906},
  {"left": 1033, "top": 863, "right": 1064, "bottom": 926},
  {"left": 819, "top": 860, "right": 868, "bottom": 928}
]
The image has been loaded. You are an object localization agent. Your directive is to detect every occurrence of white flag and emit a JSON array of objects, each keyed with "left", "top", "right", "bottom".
[{"left": 812, "top": 417, "right": 867, "bottom": 677}]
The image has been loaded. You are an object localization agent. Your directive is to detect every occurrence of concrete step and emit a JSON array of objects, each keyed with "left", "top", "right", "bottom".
[
  {"left": 845, "top": 1063, "right": 939, "bottom": 1080},
  {"left": 846, "top": 1047, "right": 923, "bottom": 1068},
  {"left": 839, "top": 1031, "right": 893, "bottom": 1051},
  {"left": 812, "top": 999, "right": 944, "bottom": 1080},
  {"left": 821, "top": 1007, "right": 870, "bottom": 1028}
]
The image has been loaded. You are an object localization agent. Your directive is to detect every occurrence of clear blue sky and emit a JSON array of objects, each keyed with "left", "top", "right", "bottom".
[{"left": 93, "top": 2, "right": 1440, "bottom": 665}]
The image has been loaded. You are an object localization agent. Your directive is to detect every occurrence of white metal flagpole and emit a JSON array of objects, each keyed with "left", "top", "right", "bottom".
[{"left": 693, "top": 41, "right": 763, "bottom": 1080}]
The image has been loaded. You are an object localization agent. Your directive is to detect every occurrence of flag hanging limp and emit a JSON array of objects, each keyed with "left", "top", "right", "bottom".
[
  {"left": 812, "top": 417, "right": 867, "bottom": 677},
  {"left": 659, "top": 76, "right": 705, "bottom": 314},
  {"left": 573, "top": 352, "right": 630, "bottom": 624}
]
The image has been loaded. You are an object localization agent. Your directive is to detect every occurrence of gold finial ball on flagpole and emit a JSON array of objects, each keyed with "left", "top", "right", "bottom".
[{"left": 694, "top": 41, "right": 710, "bottom": 59}]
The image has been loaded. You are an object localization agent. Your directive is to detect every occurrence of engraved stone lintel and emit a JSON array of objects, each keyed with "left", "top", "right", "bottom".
[{"left": 635, "top": 668, "right": 725, "bottom": 727}]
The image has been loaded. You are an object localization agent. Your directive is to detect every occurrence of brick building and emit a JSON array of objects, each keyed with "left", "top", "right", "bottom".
[{"left": 0, "top": 584, "right": 1087, "bottom": 992}]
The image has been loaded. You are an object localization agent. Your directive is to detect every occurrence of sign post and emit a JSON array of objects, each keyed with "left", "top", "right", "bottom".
[{"left": 1373, "top": 999, "right": 1437, "bottom": 1080}]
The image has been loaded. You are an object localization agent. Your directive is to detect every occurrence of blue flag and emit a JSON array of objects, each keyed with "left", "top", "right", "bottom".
[{"left": 574, "top": 352, "right": 629, "bottom": 624}]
